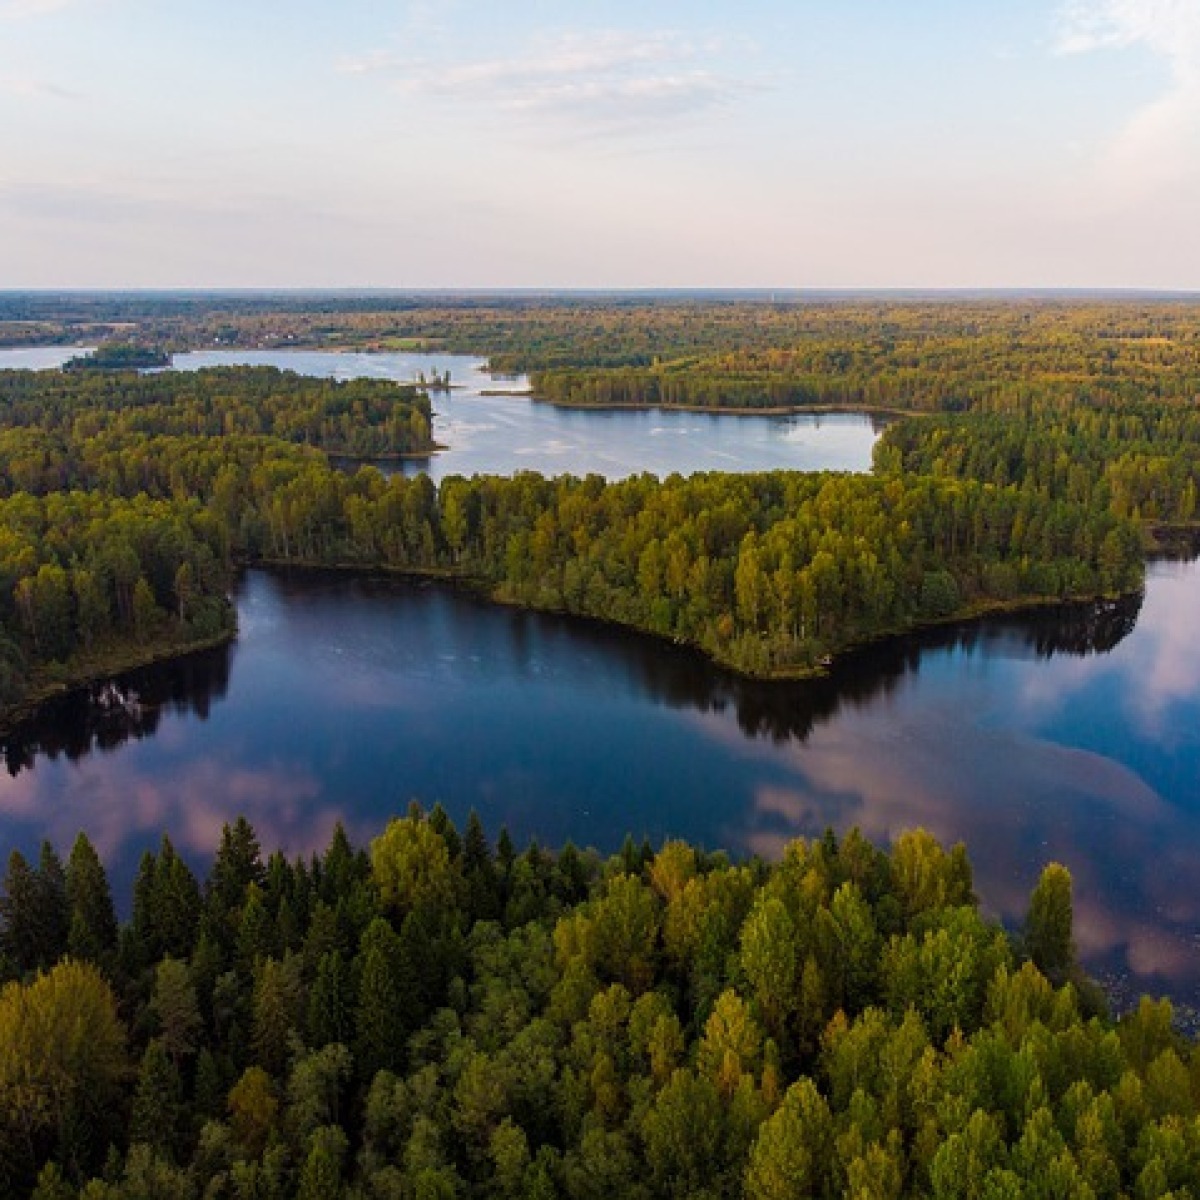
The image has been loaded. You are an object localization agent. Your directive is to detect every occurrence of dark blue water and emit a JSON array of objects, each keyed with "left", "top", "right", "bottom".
[{"left": 1, "top": 560, "right": 1196, "bottom": 1005}]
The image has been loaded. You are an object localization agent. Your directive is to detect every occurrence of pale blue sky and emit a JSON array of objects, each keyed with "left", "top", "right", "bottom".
[{"left": 1, "top": 0, "right": 1196, "bottom": 287}]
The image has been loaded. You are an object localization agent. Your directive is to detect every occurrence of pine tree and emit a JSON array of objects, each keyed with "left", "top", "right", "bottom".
[
  {"left": 428, "top": 803, "right": 462, "bottom": 860},
  {"left": 496, "top": 827, "right": 516, "bottom": 910},
  {"left": 463, "top": 811, "right": 500, "bottom": 922},
  {"left": 237, "top": 884, "right": 275, "bottom": 972},
  {"left": 36, "top": 842, "right": 69, "bottom": 966},
  {"left": 66, "top": 832, "right": 117, "bottom": 965},
  {"left": 307, "top": 952, "right": 351, "bottom": 1049},
  {"left": 252, "top": 956, "right": 302, "bottom": 1077},
  {"left": 319, "top": 823, "right": 364, "bottom": 906},
  {"left": 130, "top": 1039, "right": 184, "bottom": 1155},
  {"left": 130, "top": 848, "right": 159, "bottom": 963},
  {"left": 193, "top": 1048, "right": 226, "bottom": 1123},
  {"left": 207, "top": 817, "right": 265, "bottom": 931},
  {"left": 0, "top": 848, "right": 43, "bottom": 973},
  {"left": 152, "top": 957, "right": 203, "bottom": 1063},
  {"left": 355, "top": 919, "right": 408, "bottom": 1081}
]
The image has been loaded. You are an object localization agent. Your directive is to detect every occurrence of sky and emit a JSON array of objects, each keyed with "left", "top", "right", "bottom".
[{"left": 0, "top": 0, "right": 1197, "bottom": 288}]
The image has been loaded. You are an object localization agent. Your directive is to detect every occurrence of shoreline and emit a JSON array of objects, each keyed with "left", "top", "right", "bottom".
[
  {"left": 522, "top": 393, "right": 910, "bottom": 419},
  {"left": 0, "top": 559, "right": 1152, "bottom": 781},
  {"left": 329, "top": 441, "right": 447, "bottom": 463},
  {"left": 0, "top": 627, "right": 236, "bottom": 738},
  {"left": 237, "top": 557, "right": 1143, "bottom": 685}
]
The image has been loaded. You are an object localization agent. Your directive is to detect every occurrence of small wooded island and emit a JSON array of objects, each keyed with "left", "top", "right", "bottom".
[
  {"left": 1, "top": 809, "right": 1195, "bottom": 1197},
  {"left": 64, "top": 342, "right": 173, "bottom": 371}
]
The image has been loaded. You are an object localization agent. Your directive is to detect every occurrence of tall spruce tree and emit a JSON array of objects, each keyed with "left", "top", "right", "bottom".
[{"left": 66, "top": 832, "right": 117, "bottom": 965}]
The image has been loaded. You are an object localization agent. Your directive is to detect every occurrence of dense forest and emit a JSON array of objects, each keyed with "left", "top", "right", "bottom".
[
  {"left": 0, "top": 301, "right": 1197, "bottom": 1195},
  {"left": 4, "top": 296, "right": 1199, "bottom": 706},
  {"left": 2, "top": 812, "right": 1198, "bottom": 1198},
  {"left": 0, "top": 368, "right": 434, "bottom": 460},
  {"left": 0, "top": 369, "right": 436, "bottom": 716},
  {"left": 875, "top": 406, "right": 1200, "bottom": 530},
  {"left": 0, "top": 366, "right": 1143, "bottom": 703}
]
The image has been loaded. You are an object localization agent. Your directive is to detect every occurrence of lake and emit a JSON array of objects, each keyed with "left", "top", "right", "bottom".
[
  {"left": 171, "top": 349, "right": 884, "bottom": 478},
  {"left": 0, "top": 345, "right": 1196, "bottom": 1008},
  {"left": 0, "top": 346, "right": 91, "bottom": 370},
  {"left": 1, "top": 559, "right": 1197, "bottom": 1008}
]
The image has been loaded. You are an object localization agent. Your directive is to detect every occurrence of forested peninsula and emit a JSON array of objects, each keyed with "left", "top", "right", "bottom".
[
  {"left": 4, "top": 810, "right": 1200, "bottom": 1198},
  {"left": 0, "top": 298, "right": 1197, "bottom": 714},
  {"left": 0, "top": 362, "right": 1144, "bottom": 716}
]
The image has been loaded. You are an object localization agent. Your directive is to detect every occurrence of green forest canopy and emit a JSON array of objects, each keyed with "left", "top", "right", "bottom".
[
  {"left": 2, "top": 812, "right": 1198, "bottom": 1198},
  {"left": 0, "top": 343, "right": 1158, "bottom": 712}
]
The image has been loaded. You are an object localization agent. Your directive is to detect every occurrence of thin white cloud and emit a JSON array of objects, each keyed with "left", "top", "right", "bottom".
[
  {"left": 1058, "top": 0, "right": 1200, "bottom": 59},
  {"left": 1058, "top": 0, "right": 1200, "bottom": 202},
  {"left": 340, "top": 30, "right": 756, "bottom": 134}
]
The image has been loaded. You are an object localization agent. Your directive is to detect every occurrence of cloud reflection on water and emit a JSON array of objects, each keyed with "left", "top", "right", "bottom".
[{"left": 710, "top": 564, "right": 1200, "bottom": 995}]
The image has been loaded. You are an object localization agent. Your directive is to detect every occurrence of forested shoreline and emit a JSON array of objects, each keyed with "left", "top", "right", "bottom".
[
  {"left": 0, "top": 367, "right": 1144, "bottom": 706},
  {"left": 0, "top": 369, "right": 436, "bottom": 717},
  {"left": 0, "top": 297, "right": 1197, "bottom": 709},
  {"left": 0, "top": 301, "right": 1198, "bottom": 1195},
  {"left": 4, "top": 810, "right": 1199, "bottom": 1198}
]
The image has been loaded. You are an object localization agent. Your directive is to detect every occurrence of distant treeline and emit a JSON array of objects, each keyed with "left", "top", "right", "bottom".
[
  {"left": 2, "top": 811, "right": 1197, "bottom": 1197},
  {"left": 0, "top": 367, "right": 434, "bottom": 460}
]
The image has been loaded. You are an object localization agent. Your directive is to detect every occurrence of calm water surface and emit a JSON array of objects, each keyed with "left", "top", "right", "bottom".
[
  {"left": 0, "top": 346, "right": 878, "bottom": 477},
  {"left": 0, "top": 346, "right": 91, "bottom": 370},
  {"left": 167, "top": 349, "right": 882, "bottom": 478},
  {"left": 1, "top": 346, "right": 1196, "bottom": 1005},
  {"left": 1, "top": 561, "right": 1197, "bottom": 1005}
]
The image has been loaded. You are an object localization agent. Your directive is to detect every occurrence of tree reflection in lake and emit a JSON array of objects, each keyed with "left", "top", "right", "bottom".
[
  {"left": 2, "top": 645, "right": 231, "bottom": 777},
  {"left": 0, "top": 563, "right": 1194, "bottom": 1007}
]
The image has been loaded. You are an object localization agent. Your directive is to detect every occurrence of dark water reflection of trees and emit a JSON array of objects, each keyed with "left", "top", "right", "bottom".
[{"left": 1, "top": 584, "right": 1142, "bottom": 776}]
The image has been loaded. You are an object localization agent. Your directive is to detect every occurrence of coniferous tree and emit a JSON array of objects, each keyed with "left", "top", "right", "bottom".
[
  {"left": 193, "top": 1048, "right": 226, "bottom": 1124},
  {"left": 152, "top": 957, "right": 203, "bottom": 1064},
  {"left": 66, "top": 832, "right": 117, "bottom": 965},
  {"left": 36, "top": 842, "right": 69, "bottom": 967},
  {"left": 130, "top": 1039, "right": 184, "bottom": 1156},
  {"left": 153, "top": 838, "right": 202, "bottom": 961},
  {"left": 208, "top": 817, "right": 266, "bottom": 933},
  {"left": 307, "top": 951, "right": 352, "bottom": 1049},
  {"left": 354, "top": 918, "right": 408, "bottom": 1081},
  {"left": 0, "top": 848, "right": 43, "bottom": 974},
  {"left": 463, "top": 811, "right": 500, "bottom": 922}
]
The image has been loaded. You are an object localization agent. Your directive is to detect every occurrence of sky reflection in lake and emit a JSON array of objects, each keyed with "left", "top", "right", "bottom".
[
  {"left": 168, "top": 349, "right": 882, "bottom": 479},
  {"left": 0, "top": 562, "right": 1197, "bottom": 1005}
]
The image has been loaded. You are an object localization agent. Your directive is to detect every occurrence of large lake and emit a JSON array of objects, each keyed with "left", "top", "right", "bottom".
[
  {"left": 1, "top": 560, "right": 1197, "bottom": 1008},
  {"left": 0, "top": 347, "right": 880, "bottom": 479},
  {"left": 0, "top": 347, "right": 1196, "bottom": 1008}
]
